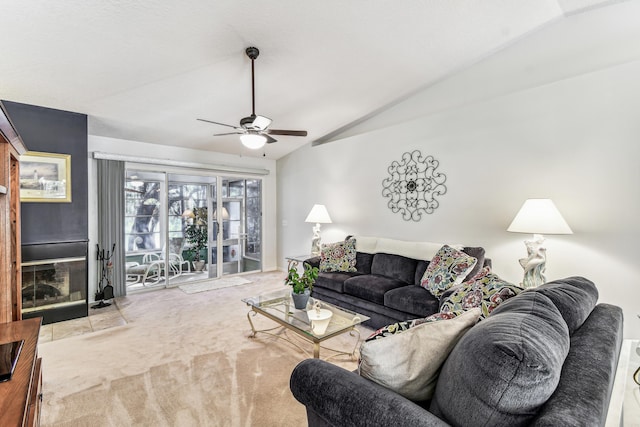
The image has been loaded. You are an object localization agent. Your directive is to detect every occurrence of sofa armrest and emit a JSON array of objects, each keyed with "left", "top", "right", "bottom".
[
  {"left": 531, "top": 303, "right": 624, "bottom": 426},
  {"left": 290, "top": 359, "right": 450, "bottom": 427},
  {"left": 305, "top": 256, "right": 321, "bottom": 269}
]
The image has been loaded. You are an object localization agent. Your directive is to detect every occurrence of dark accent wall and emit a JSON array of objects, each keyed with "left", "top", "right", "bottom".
[{"left": 2, "top": 101, "right": 88, "bottom": 244}]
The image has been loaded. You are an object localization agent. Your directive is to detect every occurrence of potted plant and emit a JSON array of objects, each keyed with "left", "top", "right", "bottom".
[
  {"left": 285, "top": 262, "right": 319, "bottom": 309},
  {"left": 183, "top": 207, "right": 208, "bottom": 272}
]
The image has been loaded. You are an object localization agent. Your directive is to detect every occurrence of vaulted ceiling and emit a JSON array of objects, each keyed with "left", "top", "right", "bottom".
[{"left": 0, "top": 0, "right": 624, "bottom": 159}]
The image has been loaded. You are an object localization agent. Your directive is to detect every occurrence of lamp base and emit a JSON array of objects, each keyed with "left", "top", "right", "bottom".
[
  {"left": 518, "top": 234, "right": 547, "bottom": 288},
  {"left": 310, "top": 223, "right": 322, "bottom": 256}
]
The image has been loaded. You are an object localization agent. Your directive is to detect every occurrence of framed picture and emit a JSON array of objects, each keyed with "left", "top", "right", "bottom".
[{"left": 19, "top": 151, "right": 71, "bottom": 202}]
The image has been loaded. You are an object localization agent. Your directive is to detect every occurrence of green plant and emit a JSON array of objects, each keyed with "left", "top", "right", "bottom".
[
  {"left": 285, "top": 262, "right": 319, "bottom": 294},
  {"left": 184, "top": 207, "right": 208, "bottom": 262}
]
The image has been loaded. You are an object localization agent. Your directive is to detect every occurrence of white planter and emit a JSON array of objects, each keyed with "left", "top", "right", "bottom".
[{"left": 308, "top": 308, "right": 333, "bottom": 335}]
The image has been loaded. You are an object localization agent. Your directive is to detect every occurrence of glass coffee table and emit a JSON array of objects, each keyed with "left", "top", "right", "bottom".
[{"left": 242, "top": 289, "right": 369, "bottom": 359}]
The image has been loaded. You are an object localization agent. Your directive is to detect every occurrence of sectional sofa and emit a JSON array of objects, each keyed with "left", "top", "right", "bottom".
[{"left": 291, "top": 276, "right": 624, "bottom": 426}]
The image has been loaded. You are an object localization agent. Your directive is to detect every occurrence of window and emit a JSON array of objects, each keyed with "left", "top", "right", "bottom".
[
  {"left": 125, "top": 179, "right": 161, "bottom": 252},
  {"left": 245, "top": 179, "right": 262, "bottom": 257}
]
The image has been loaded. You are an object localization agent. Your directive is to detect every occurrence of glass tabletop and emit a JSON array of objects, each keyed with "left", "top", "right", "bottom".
[{"left": 242, "top": 289, "right": 369, "bottom": 340}]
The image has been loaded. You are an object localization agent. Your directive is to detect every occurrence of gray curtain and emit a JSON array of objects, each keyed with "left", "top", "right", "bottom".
[{"left": 96, "top": 159, "right": 126, "bottom": 297}]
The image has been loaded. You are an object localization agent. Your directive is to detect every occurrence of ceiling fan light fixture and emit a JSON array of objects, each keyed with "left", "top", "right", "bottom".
[{"left": 240, "top": 132, "right": 267, "bottom": 149}]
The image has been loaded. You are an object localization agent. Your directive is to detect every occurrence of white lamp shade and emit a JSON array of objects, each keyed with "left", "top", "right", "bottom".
[
  {"left": 240, "top": 132, "right": 266, "bottom": 149},
  {"left": 212, "top": 207, "right": 230, "bottom": 220},
  {"left": 305, "top": 204, "right": 332, "bottom": 224},
  {"left": 507, "top": 199, "right": 573, "bottom": 235}
]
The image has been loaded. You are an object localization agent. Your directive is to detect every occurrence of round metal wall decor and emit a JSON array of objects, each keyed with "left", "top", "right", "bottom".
[{"left": 382, "top": 150, "right": 447, "bottom": 221}]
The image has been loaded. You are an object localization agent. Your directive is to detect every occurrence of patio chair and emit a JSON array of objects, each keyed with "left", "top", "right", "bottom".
[
  {"left": 126, "top": 255, "right": 163, "bottom": 287},
  {"left": 126, "top": 249, "right": 191, "bottom": 287}
]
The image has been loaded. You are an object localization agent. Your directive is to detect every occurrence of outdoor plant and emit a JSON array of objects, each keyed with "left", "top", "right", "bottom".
[
  {"left": 183, "top": 207, "right": 208, "bottom": 263},
  {"left": 285, "top": 262, "right": 319, "bottom": 294}
]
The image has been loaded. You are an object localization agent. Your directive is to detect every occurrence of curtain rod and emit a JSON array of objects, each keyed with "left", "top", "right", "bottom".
[{"left": 92, "top": 151, "right": 270, "bottom": 176}]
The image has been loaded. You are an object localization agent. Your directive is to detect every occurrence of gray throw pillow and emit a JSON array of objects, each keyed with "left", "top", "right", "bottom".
[
  {"left": 430, "top": 292, "right": 570, "bottom": 427},
  {"left": 358, "top": 308, "right": 481, "bottom": 401},
  {"left": 528, "top": 276, "right": 598, "bottom": 334}
]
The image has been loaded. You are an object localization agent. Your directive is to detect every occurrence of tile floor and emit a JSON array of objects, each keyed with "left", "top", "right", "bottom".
[{"left": 38, "top": 301, "right": 128, "bottom": 343}]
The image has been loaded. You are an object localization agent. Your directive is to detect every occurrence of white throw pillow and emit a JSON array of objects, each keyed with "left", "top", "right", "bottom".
[{"left": 358, "top": 307, "right": 481, "bottom": 401}]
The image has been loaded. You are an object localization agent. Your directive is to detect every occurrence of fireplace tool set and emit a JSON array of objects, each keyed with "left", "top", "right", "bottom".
[{"left": 93, "top": 243, "right": 115, "bottom": 309}]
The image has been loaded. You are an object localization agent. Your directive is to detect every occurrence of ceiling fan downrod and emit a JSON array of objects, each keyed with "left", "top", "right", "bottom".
[{"left": 246, "top": 46, "right": 259, "bottom": 117}]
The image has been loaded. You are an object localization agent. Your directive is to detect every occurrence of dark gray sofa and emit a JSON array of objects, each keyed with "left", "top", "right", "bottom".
[
  {"left": 306, "top": 245, "right": 489, "bottom": 330},
  {"left": 290, "top": 277, "right": 623, "bottom": 427}
]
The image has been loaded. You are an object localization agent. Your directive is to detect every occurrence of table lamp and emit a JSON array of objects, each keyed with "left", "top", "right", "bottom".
[
  {"left": 507, "top": 199, "right": 572, "bottom": 288},
  {"left": 305, "top": 204, "right": 332, "bottom": 255}
]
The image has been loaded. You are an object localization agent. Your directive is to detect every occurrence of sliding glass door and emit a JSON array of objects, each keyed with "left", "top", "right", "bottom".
[
  {"left": 212, "top": 177, "right": 262, "bottom": 276},
  {"left": 124, "top": 169, "right": 263, "bottom": 291},
  {"left": 168, "top": 178, "right": 213, "bottom": 280},
  {"left": 124, "top": 171, "right": 166, "bottom": 291}
]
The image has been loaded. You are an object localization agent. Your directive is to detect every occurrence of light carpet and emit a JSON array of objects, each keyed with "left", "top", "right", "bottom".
[
  {"left": 39, "top": 271, "right": 370, "bottom": 426},
  {"left": 179, "top": 276, "right": 252, "bottom": 294}
]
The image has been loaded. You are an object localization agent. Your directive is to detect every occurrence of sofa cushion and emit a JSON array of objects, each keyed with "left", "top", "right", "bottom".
[
  {"left": 355, "top": 252, "right": 374, "bottom": 274},
  {"left": 314, "top": 271, "right": 361, "bottom": 294},
  {"left": 344, "top": 275, "right": 407, "bottom": 305},
  {"left": 420, "top": 245, "right": 477, "bottom": 298},
  {"left": 439, "top": 267, "right": 523, "bottom": 319},
  {"left": 430, "top": 292, "right": 570, "bottom": 427},
  {"left": 356, "top": 236, "right": 446, "bottom": 261},
  {"left": 414, "top": 260, "right": 430, "bottom": 285},
  {"left": 358, "top": 308, "right": 481, "bottom": 402},
  {"left": 384, "top": 285, "right": 439, "bottom": 318},
  {"left": 529, "top": 276, "right": 598, "bottom": 334},
  {"left": 371, "top": 253, "right": 417, "bottom": 285},
  {"left": 319, "top": 239, "right": 357, "bottom": 272}
]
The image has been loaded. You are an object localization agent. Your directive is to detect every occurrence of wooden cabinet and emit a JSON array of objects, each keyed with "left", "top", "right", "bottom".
[
  {"left": 0, "top": 101, "right": 27, "bottom": 323},
  {"left": 0, "top": 318, "right": 42, "bottom": 426},
  {"left": 0, "top": 104, "right": 36, "bottom": 424}
]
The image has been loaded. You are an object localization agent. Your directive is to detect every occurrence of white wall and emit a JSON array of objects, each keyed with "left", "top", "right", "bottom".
[
  {"left": 87, "top": 135, "right": 277, "bottom": 301},
  {"left": 277, "top": 20, "right": 640, "bottom": 338}
]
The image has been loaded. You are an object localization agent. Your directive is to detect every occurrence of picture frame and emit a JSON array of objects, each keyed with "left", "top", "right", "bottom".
[{"left": 19, "top": 151, "right": 71, "bottom": 202}]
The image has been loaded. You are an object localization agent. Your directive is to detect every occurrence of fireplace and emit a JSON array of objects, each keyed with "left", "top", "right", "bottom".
[{"left": 21, "top": 241, "right": 88, "bottom": 324}]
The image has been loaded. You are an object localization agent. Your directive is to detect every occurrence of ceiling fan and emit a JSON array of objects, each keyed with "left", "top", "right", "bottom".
[{"left": 198, "top": 46, "right": 308, "bottom": 150}]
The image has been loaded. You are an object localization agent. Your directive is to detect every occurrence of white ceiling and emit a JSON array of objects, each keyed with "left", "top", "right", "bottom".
[{"left": 0, "top": 0, "right": 622, "bottom": 159}]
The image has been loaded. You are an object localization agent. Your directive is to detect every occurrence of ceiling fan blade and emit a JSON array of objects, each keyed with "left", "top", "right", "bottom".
[
  {"left": 265, "top": 134, "right": 277, "bottom": 144},
  {"left": 213, "top": 132, "right": 244, "bottom": 136},
  {"left": 197, "top": 118, "right": 239, "bottom": 129},
  {"left": 253, "top": 115, "right": 272, "bottom": 131},
  {"left": 267, "top": 129, "right": 308, "bottom": 137}
]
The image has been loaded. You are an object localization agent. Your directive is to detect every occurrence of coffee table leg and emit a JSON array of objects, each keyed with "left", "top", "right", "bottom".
[
  {"left": 320, "top": 327, "right": 362, "bottom": 361},
  {"left": 350, "top": 327, "right": 361, "bottom": 358},
  {"left": 247, "top": 310, "right": 258, "bottom": 337},
  {"left": 313, "top": 342, "right": 320, "bottom": 358}
]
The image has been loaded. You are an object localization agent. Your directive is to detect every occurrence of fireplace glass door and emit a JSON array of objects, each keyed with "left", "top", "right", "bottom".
[{"left": 22, "top": 257, "right": 87, "bottom": 312}]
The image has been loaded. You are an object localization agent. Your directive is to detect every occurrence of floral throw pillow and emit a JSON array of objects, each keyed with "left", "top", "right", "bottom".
[
  {"left": 319, "top": 238, "right": 357, "bottom": 272},
  {"left": 440, "top": 268, "right": 523, "bottom": 319},
  {"left": 420, "top": 245, "right": 477, "bottom": 298},
  {"left": 365, "top": 311, "right": 461, "bottom": 342}
]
